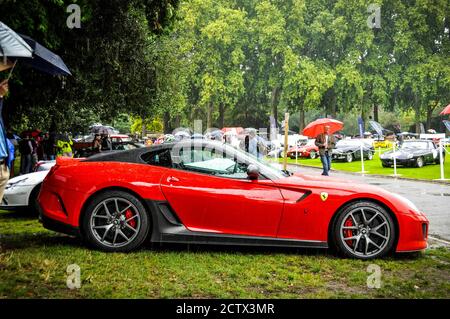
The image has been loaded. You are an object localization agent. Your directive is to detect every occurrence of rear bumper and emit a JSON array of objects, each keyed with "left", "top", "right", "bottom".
[{"left": 40, "top": 213, "right": 81, "bottom": 237}]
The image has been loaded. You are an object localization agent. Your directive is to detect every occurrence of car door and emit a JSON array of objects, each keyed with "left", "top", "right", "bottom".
[{"left": 159, "top": 144, "right": 284, "bottom": 237}]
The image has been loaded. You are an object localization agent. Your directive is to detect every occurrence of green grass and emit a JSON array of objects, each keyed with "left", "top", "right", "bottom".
[
  {"left": 270, "top": 147, "right": 450, "bottom": 182},
  {"left": 0, "top": 210, "right": 449, "bottom": 298}
]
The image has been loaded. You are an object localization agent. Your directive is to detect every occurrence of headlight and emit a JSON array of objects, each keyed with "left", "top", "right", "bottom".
[
  {"left": 391, "top": 193, "right": 420, "bottom": 212},
  {"left": 5, "top": 177, "right": 29, "bottom": 190}
]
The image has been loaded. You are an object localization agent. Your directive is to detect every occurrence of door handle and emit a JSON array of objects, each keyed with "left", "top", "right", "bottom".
[{"left": 167, "top": 176, "right": 180, "bottom": 183}]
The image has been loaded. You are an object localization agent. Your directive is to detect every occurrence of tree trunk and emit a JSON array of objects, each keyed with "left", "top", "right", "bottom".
[
  {"left": 330, "top": 93, "right": 337, "bottom": 118},
  {"left": 206, "top": 102, "right": 213, "bottom": 129},
  {"left": 298, "top": 105, "right": 305, "bottom": 133},
  {"left": 415, "top": 105, "right": 421, "bottom": 134},
  {"left": 163, "top": 111, "right": 171, "bottom": 134},
  {"left": 141, "top": 122, "right": 146, "bottom": 138},
  {"left": 373, "top": 104, "right": 379, "bottom": 122},
  {"left": 218, "top": 103, "right": 225, "bottom": 128},
  {"left": 271, "top": 87, "right": 280, "bottom": 124},
  {"left": 271, "top": 87, "right": 280, "bottom": 137}
]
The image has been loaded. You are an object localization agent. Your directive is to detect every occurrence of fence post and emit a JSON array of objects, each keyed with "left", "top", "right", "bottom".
[{"left": 393, "top": 142, "right": 398, "bottom": 177}]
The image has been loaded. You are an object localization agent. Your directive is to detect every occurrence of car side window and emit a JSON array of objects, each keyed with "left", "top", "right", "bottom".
[
  {"left": 141, "top": 149, "right": 173, "bottom": 168},
  {"left": 171, "top": 146, "right": 249, "bottom": 179}
]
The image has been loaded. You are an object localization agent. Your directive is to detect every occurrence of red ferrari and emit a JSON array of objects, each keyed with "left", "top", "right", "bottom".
[
  {"left": 38, "top": 140, "right": 428, "bottom": 259},
  {"left": 287, "top": 141, "right": 319, "bottom": 159}
]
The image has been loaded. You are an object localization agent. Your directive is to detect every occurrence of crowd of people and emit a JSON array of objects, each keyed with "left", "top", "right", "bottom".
[{"left": 11, "top": 131, "right": 74, "bottom": 175}]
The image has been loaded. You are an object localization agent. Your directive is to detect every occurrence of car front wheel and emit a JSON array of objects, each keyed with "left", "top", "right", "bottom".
[
  {"left": 346, "top": 153, "right": 353, "bottom": 163},
  {"left": 415, "top": 156, "right": 424, "bottom": 168},
  {"left": 310, "top": 151, "right": 317, "bottom": 159},
  {"left": 332, "top": 201, "right": 396, "bottom": 259},
  {"left": 82, "top": 190, "right": 150, "bottom": 252}
]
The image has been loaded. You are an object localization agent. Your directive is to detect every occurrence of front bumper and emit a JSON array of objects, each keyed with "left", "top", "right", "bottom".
[
  {"left": 0, "top": 185, "right": 34, "bottom": 209},
  {"left": 381, "top": 158, "right": 416, "bottom": 166},
  {"left": 396, "top": 211, "right": 429, "bottom": 252},
  {"left": 331, "top": 152, "right": 348, "bottom": 160}
]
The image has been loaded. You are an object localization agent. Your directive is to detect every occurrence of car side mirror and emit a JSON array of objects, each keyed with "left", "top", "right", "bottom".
[{"left": 247, "top": 164, "right": 260, "bottom": 180}]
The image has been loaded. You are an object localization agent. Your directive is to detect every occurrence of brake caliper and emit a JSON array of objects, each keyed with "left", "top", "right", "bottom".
[
  {"left": 344, "top": 217, "right": 354, "bottom": 247},
  {"left": 125, "top": 209, "right": 136, "bottom": 228}
]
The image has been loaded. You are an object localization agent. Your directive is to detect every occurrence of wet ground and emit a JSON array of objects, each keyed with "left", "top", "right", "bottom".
[{"left": 286, "top": 164, "right": 450, "bottom": 242}]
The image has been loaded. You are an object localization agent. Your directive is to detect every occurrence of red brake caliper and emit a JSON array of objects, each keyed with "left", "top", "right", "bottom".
[
  {"left": 344, "top": 217, "right": 354, "bottom": 247},
  {"left": 125, "top": 209, "right": 136, "bottom": 228}
]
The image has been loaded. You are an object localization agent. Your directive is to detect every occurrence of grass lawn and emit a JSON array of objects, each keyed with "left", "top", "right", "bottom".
[
  {"left": 269, "top": 147, "right": 450, "bottom": 182},
  {"left": 0, "top": 210, "right": 449, "bottom": 298}
]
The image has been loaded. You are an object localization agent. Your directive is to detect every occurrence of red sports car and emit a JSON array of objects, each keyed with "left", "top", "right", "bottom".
[
  {"left": 38, "top": 140, "right": 428, "bottom": 259},
  {"left": 287, "top": 141, "right": 319, "bottom": 159}
]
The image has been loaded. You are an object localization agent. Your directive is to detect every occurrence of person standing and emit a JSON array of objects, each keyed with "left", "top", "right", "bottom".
[
  {"left": 315, "top": 125, "right": 336, "bottom": 176},
  {"left": 42, "top": 132, "right": 55, "bottom": 160},
  {"left": 19, "top": 133, "right": 33, "bottom": 174},
  {"left": 0, "top": 80, "right": 11, "bottom": 202}
]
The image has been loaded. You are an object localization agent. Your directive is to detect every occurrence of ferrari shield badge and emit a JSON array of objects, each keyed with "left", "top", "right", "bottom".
[{"left": 320, "top": 192, "right": 328, "bottom": 201}]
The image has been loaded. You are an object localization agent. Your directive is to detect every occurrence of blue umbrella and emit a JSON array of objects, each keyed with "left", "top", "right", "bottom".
[{"left": 19, "top": 34, "right": 71, "bottom": 76}]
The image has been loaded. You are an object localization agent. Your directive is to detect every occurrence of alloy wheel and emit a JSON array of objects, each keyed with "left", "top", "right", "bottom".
[
  {"left": 339, "top": 207, "right": 391, "bottom": 258},
  {"left": 90, "top": 197, "right": 141, "bottom": 248}
]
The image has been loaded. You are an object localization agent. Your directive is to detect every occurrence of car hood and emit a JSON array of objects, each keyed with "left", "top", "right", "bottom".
[
  {"left": 7, "top": 171, "right": 49, "bottom": 186},
  {"left": 381, "top": 149, "right": 423, "bottom": 158},
  {"left": 274, "top": 172, "right": 380, "bottom": 194},
  {"left": 332, "top": 146, "right": 357, "bottom": 153}
]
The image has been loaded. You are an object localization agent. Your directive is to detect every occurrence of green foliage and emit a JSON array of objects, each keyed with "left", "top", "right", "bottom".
[{"left": 2, "top": 0, "right": 449, "bottom": 134}]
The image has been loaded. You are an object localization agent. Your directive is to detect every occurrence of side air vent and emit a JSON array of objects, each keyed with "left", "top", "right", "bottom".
[{"left": 158, "top": 203, "right": 182, "bottom": 226}]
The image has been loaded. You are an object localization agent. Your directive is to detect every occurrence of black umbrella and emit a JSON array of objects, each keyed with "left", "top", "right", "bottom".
[{"left": 19, "top": 34, "right": 71, "bottom": 76}]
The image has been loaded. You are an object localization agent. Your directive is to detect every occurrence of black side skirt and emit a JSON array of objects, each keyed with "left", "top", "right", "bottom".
[{"left": 145, "top": 200, "right": 328, "bottom": 249}]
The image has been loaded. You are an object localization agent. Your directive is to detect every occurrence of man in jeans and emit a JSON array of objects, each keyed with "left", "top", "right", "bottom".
[
  {"left": 0, "top": 79, "right": 11, "bottom": 202},
  {"left": 315, "top": 125, "right": 336, "bottom": 176}
]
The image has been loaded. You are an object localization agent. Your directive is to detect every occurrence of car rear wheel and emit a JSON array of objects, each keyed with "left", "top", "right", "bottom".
[
  {"left": 415, "top": 156, "right": 424, "bottom": 168},
  {"left": 82, "top": 190, "right": 150, "bottom": 252},
  {"left": 310, "top": 151, "right": 317, "bottom": 159},
  {"left": 346, "top": 153, "right": 353, "bottom": 163},
  {"left": 332, "top": 201, "right": 396, "bottom": 259},
  {"left": 367, "top": 152, "right": 373, "bottom": 160}
]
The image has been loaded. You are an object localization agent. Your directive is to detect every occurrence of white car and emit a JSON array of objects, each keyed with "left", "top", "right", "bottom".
[{"left": 1, "top": 162, "right": 55, "bottom": 214}]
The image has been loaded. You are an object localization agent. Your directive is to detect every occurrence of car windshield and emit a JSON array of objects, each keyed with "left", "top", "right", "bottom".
[
  {"left": 401, "top": 141, "right": 429, "bottom": 149},
  {"left": 336, "top": 140, "right": 362, "bottom": 147}
]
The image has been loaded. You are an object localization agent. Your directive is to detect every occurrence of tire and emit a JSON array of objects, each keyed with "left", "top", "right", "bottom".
[
  {"left": 310, "top": 151, "right": 317, "bottom": 159},
  {"left": 28, "top": 184, "right": 42, "bottom": 216},
  {"left": 82, "top": 190, "right": 150, "bottom": 252},
  {"left": 346, "top": 153, "right": 353, "bottom": 163},
  {"left": 332, "top": 201, "right": 396, "bottom": 259},
  {"left": 415, "top": 156, "right": 424, "bottom": 168},
  {"left": 367, "top": 152, "right": 373, "bottom": 160}
]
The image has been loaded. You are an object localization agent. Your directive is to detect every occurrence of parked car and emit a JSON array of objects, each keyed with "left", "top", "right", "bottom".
[
  {"left": 1, "top": 169, "right": 55, "bottom": 214},
  {"left": 331, "top": 139, "right": 375, "bottom": 163},
  {"left": 75, "top": 141, "right": 145, "bottom": 158},
  {"left": 287, "top": 140, "right": 319, "bottom": 159},
  {"left": 373, "top": 139, "right": 394, "bottom": 148},
  {"left": 38, "top": 140, "right": 428, "bottom": 259},
  {"left": 380, "top": 139, "right": 445, "bottom": 168},
  {"left": 1, "top": 143, "right": 144, "bottom": 214}
]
